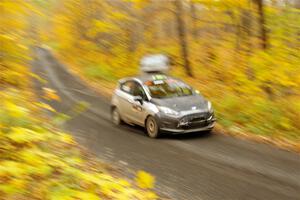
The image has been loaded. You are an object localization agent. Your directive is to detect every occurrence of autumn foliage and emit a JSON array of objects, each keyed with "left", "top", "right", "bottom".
[
  {"left": 0, "top": 90, "right": 158, "bottom": 199},
  {"left": 1, "top": 1, "right": 158, "bottom": 199},
  {"left": 1, "top": 0, "right": 300, "bottom": 198},
  {"left": 36, "top": 0, "right": 300, "bottom": 143}
]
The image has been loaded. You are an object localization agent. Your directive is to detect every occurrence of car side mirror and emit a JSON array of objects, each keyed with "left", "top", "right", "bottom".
[{"left": 134, "top": 96, "right": 143, "bottom": 105}]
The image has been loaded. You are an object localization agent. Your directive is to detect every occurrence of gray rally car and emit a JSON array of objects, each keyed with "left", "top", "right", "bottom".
[{"left": 110, "top": 73, "right": 216, "bottom": 138}]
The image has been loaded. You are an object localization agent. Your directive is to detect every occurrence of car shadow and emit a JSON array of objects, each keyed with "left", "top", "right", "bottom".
[
  {"left": 160, "top": 130, "right": 213, "bottom": 140},
  {"left": 121, "top": 123, "right": 213, "bottom": 140}
]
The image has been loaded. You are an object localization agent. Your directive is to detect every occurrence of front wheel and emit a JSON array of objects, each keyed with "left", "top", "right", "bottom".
[{"left": 146, "top": 116, "right": 160, "bottom": 138}]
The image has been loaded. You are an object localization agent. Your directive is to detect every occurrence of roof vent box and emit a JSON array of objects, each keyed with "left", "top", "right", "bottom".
[{"left": 140, "top": 54, "right": 170, "bottom": 74}]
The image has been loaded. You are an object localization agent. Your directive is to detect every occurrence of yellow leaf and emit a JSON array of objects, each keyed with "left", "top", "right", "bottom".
[
  {"left": 36, "top": 102, "right": 56, "bottom": 112},
  {"left": 43, "top": 87, "right": 60, "bottom": 101},
  {"left": 4, "top": 101, "right": 28, "bottom": 118},
  {"left": 74, "top": 191, "right": 101, "bottom": 200},
  {"left": 59, "top": 133, "right": 75, "bottom": 144},
  {"left": 7, "top": 127, "right": 45, "bottom": 144},
  {"left": 135, "top": 171, "right": 155, "bottom": 189},
  {"left": 0, "top": 161, "right": 27, "bottom": 177}
]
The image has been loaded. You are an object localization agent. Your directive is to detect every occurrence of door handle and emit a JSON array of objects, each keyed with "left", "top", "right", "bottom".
[{"left": 127, "top": 99, "right": 134, "bottom": 104}]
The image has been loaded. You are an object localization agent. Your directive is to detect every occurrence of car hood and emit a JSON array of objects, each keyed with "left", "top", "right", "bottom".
[{"left": 150, "top": 95, "right": 208, "bottom": 112}]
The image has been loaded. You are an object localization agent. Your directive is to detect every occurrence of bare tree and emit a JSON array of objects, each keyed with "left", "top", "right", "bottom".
[
  {"left": 174, "top": 0, "right": 193, "bottom": 77},
  {"left": 253, "top": 0, "right": 268, "bottom": 49},
  {"left": 190, "top": 1, "right": 197, "bottom": 40},
  {"left": 294, "top": 0, "right": 300, "bottom": 9}
]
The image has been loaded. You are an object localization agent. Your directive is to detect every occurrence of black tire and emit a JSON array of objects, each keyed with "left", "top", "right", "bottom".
[
  {"left": 111, "top": 107, "right": 122, "bottom": 126},
  {"left": 146, "top": 116, "right": 160, "bottom": 138}
]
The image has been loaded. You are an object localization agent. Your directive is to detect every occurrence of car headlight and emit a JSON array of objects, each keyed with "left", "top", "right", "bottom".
[
  {"left": 158, "top": 106, "right": 179, "bottom": 116},
  {"left": 207, "top": 101, "right": 213, "bottom": 113}
]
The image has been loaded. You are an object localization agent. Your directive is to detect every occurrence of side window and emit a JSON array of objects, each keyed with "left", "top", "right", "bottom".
[
  {"left": 121, "top": 81, "right": 134, "bottom": 94},
  {"left": 132, "top": 82, "right": 146, "bottom": 99},
  {"left": 121, "top": 80, "right": 146, "bottom": 99}
]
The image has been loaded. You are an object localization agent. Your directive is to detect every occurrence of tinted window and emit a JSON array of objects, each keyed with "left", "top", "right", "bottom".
[
  {"left": 132, "top": 83, "right": 146, "bottom": 98},
  {"left": 121, "top": 81, "right": 135, "bottom": 94},
  {"left": 121, "top": 81, "right": 146, "bottom": 99},
  {"left": 144, "top": 78, "right": 193, "bottom": 99}
]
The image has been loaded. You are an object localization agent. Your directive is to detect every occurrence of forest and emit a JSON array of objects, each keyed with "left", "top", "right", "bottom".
[
  {"left": 36, "top": 0, "right": 300, "bottom": 145},
  {"left": 1, "top": 0, "right": 300, "bottom": 199},
  {"left": 1, "top": 0, "right": 158, "bottom": 199}
]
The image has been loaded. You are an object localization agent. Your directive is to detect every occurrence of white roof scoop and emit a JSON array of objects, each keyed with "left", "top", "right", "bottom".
[{"left": 140, "top": 54, "right": 170, "bottom": 74}]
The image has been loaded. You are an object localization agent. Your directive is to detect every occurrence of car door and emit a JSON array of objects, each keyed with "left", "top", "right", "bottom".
[
  {"left": 118, "top": 80, "right": 136, "bottom": 122},
  {"left": 129, "top": 81, "right": 147, "bottom": 125}
]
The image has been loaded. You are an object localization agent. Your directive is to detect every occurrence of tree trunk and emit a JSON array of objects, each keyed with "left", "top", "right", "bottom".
[
  {"left": 254, "top": 0, "right": 268, "bottom": 49},
  {"left": 294, "top": 0, "right": 300, "bottom": 9},
  {"left": 190, "top": 2, "right": 197, "bottom": 40},
  {"left": 174, "top": 0, "right": 193, "bottom": 77}
]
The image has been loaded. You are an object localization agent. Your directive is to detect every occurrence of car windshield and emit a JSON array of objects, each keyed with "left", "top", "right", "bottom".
[{"left": 144, "top": 78, "right": 193, "bottom": 99}]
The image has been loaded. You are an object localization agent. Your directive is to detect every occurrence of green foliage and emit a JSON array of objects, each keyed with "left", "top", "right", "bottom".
[{"left": 84, "top": 65, "right": 116, "bottom": 81}]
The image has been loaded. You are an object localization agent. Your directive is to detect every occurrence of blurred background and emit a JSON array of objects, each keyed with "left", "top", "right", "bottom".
[
  {"left": 32, "top": 0, "right": 300, "bottom": 143},
  {"left": 2, "top": 0, "right": 300, "bottom": 148},
  {"left": 1, "top": 0, "right": 300, "bottom": 199}
]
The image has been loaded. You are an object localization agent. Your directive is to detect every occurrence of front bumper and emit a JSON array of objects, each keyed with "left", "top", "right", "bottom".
[
  {"left": 155, "top": 111, "right": 216, "bottom": 134},
  {"left": 161, "top": 122, "right": 215, "bottom": 134}
]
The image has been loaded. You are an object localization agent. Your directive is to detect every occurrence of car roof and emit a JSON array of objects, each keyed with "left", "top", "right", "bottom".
[
  {"left": 135, "top": 73, "right": 177, "bottom": 83},
  {"left": 119, "top": 73, "right": 183, "bottom": 85}
]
